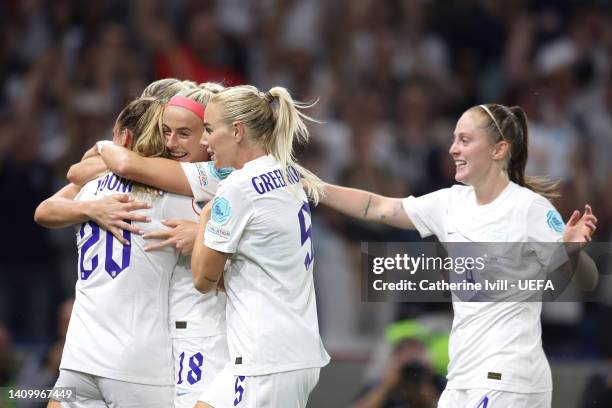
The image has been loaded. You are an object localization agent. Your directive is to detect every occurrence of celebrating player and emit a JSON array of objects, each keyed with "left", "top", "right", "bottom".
[
  {"left": 312, "top": 103, "right": 598, "bottom": 408},
  {"left": 191, "top": 85, "right": 330, "bottom": 408},
  {"left": 39, "top": 84, "right": 232, "bottom": 408},
  {"left": 37, "top": 97, "right": 186, "bottom": 407}
]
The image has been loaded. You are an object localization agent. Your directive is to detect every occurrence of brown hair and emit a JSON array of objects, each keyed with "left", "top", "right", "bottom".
[{"left": 469, "top": 103, "right": 559, "bottom": 199}]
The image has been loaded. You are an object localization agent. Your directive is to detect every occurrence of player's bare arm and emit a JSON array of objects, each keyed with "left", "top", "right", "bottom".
[
  {"left": 191, "top": 201, "right": 229, "bottom": 293},
  {"left": 67, "top": 156, "right": 108, "bottom": 186},
  {"left": 34, "top": 183, "right": 151, "bottom": 245},
  {"left": 96, "top": 142, "right": 193, "bottom": 196},
  {"left": 321, "top": 183, "right": 415, "bottom": 229}
]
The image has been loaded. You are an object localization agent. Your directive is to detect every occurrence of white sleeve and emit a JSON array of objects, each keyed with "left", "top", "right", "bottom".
[
  {"left": 180, "top": 161, "right": 234, "bottom": 202},
  {"left": 204, "top": 181, "right": 252, "bottom": 254},
  {"left": 526, "top": 196, "right": 567, "bottom": 272},
  {"left": 161, "top": 194, "right": 199, "bottom": 222},
  {"left": 401, "top": 188, "right": 450, "bottom": 239}
]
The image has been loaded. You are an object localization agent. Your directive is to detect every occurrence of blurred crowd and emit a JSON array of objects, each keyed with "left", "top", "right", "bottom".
[{"left": 1, "top": 0, "right": 612, "bottom": 400}]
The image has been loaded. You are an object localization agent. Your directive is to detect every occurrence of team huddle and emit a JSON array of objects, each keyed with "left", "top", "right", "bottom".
[{"left": 34, "top": 78, "right": 597, "bottom": 408}]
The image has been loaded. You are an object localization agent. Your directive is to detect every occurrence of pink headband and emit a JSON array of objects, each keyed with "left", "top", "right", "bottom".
[{"left": 166, "top": 96, "right": 205, "bottom": 120}]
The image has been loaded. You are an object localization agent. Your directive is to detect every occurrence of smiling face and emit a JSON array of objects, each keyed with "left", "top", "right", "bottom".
[
  {"left": 162, "top": 105, "right": 209, "bottom": 163},
  {"left": 202, "top": 102, "right": 237, "bottom": 168},
  {"left": 449, "top": 110, "right": 505, "bottom": 186}
]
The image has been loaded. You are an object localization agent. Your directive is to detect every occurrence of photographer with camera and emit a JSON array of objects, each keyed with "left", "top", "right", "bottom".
[{"left": 352, "top": 337, "right": 445, "bottom": 408}]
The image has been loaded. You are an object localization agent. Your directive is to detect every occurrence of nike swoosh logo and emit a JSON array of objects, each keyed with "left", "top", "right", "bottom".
[{"left": 176, "top": 391, "right": 190, "bottom": 397}]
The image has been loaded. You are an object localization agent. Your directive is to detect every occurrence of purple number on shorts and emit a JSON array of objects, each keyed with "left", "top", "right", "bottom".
[
  {"left": 298, "top": 201, "right": 314, "bottom": 270},
  {"left": 234, "top": 376, "right": 246, "bottom": 406},
  {"left": 177, "top": 352, "right": 185, "bottom": 385},
  {"left": 187, "top": 352, "right": 203, "bottom": 385},
  {"left": 78, "top": 221, "right": 131, "bottom": 280},
  {"left": 176, "top": 351, "right": 204, "bottom": 385},
  {"left": 476, "top": 396, "right": 489, "bottom": 408}
]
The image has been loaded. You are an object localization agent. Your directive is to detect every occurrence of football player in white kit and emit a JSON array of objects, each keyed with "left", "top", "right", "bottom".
[
  {"left": 37, "top": 97, "right": 184, "bottom": 407},
  {"left": 190, "top": 85, "right": 330, "bottom": 408},
  {"left": 41, "top": 85, "right": 232, "bottom": 408},
  {"left": 309, "top": 103, "right": 598, "bottom": 408}
]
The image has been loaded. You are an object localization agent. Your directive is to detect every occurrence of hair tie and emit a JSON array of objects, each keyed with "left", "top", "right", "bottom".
[
  {"left": 166, "top": 96, "right": 205, "bottom": 120},
  {"left": 264, "top": 92, "right": 274, "bottom": 103}
]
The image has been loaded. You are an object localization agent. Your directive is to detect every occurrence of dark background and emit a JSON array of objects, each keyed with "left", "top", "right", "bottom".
[{"left": 1, "top": 0, "right": 611, "bottom": 406}]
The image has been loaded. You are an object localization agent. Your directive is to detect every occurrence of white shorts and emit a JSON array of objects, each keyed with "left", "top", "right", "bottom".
[
  {"left": 199, "top": 364, "right": 320, "bottom": 408},
  {"left": 437, "top": 388, "right": 551, "bottom": 408},
  {"left": 53, "top": 369, "right": 173, "bottom": 408},
  {"left": 173, "top": 334, "right": 230, "bottom": 408}
]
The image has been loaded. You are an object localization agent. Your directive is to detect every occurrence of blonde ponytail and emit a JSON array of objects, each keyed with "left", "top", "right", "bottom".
[
  {"left": 267, "top": 87, "right": 325, "bottom": 204},
  {"left": 112, "top": 97, "right": 168, "bottom": 199},
  {"left": 212, "top": 85, "right": 325, "bottom": 204},
  {"left": 131, "top": 99, "right": 166, "bottom": 158}
]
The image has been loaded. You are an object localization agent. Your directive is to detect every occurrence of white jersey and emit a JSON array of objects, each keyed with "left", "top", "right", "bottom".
[
  {"left": 181, "top": 161, "right": 232, "bottom": 203},
  {"left": 171, "top": 162, "right": 230, "bottom": 338},
  {"left": 402, "top": 182, "right": 565, "bottom": 393},
  {"left": 168, "top": 200, "right": 226, "bottom": 339},
  {"left": 204, "top": 155, "right": 330, "bottom": 376},
  {"left": 62, "top": 173, "right": 194, "bottom": 385}
]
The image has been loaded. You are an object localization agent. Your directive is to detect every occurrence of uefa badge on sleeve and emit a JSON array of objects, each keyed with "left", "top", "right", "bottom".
[
  {"left": 212, "top": 197, "right": 231, "bottom": 225},
  {"left": 546, "top": 210, "right": 565, "bottom": 233},
  {"left": 208, "top": 161, "right": 235, "bottom": 180}
]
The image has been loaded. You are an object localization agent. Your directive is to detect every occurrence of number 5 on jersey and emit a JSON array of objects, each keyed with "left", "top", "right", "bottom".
[{"left": 298, "top": 202, "right": 314, "bottom": 271}]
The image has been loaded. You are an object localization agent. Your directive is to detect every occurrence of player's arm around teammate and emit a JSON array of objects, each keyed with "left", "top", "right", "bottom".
[
  {"left": 36, "top": 78, "right": 195, "bottom": 240},
  {"left": 68, "top": 85, "right": 230, "bottom": 200},
  {"left": 35, "top": 183, "right": 150, "bottom": 244},
  {"left": 191, "top": 200, "right": 226, "bottom": 293},
  {"left": 63, "top": 87, "right": 231, "bottom": 255}
]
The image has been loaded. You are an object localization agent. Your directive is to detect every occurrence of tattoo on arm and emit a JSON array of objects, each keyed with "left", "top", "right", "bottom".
[
  {"left": 204, "top": 275, "right": 218, "bottom": 283},
  {"left": 381, "top": 202, "right": 402, "bottom": 221},
  {"left": 363, "top": 195, "right": 373, "bottom": 218}
]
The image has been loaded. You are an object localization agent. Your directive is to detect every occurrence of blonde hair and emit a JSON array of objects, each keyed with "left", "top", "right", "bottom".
[
  {"left": 141, "top": 78, "right": 189, "bottom": 101},
  {"left": 468, "top": 104, "right": 559, "bottom": 199},
  {"left": 181, "top": 79, "right": 199, "bottom": 89},
  {"left": 116, "top": 97, "right": 166, "bottom": 158},
  {"left": 199, "top": 82, "right": 225, "bottom": 93},
  {"left": 176, "top": 82, "right": 225, "bottom": 106},
  {"left": 114, "top": 97, "right": 167, "bottom": 198},
  {"left": 211, "top": 85, "right": 324, "bottom": 204}
]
